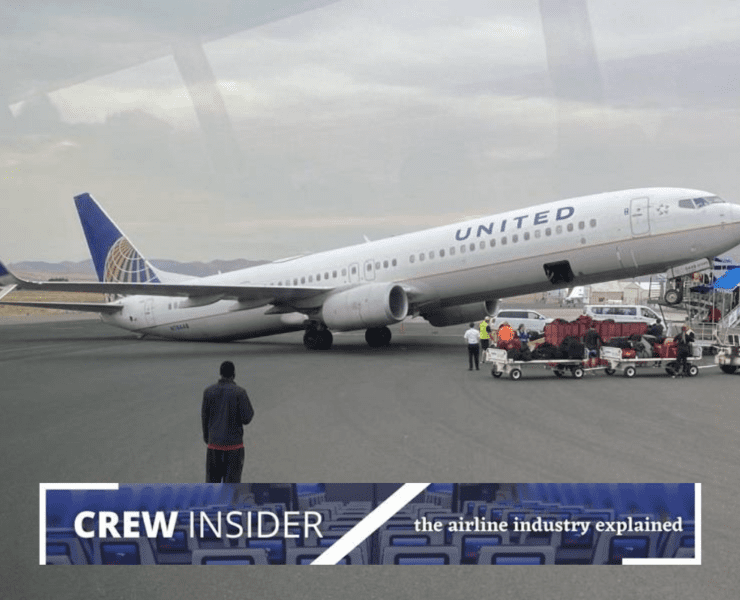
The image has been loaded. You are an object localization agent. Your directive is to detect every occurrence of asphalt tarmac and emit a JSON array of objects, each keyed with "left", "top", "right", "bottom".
[{"left": 2, "top": 317, "right": 738, "bottom": 599}]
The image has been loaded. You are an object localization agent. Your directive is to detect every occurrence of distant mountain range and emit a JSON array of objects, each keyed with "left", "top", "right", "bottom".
[{"left": 8, "top": 259, "right": 267, "bottom": 281}]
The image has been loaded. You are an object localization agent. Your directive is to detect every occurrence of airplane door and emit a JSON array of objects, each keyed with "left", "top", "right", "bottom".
[
  {"left": 630, "top": 197, "right": 650, "bottom": 236},
  {"left": 364, "top": 259, "right": 376, "bottom": 281},
  {"left": 349, "top": 263, "right": 360, "bottom": 283},
  {"left": 143, "top": 299, "right": 155, "bottom": 327}
]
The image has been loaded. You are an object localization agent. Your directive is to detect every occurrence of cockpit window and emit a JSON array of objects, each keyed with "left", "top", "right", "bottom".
[
  {"left": 678, "top": 196, "right": 725, "bottom": 209},
  {"left": 693, "top": 196, "right": 724, "bottom": 207}
]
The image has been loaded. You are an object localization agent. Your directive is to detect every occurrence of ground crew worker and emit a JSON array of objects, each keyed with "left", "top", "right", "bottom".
[
  {"left": 464, "top": 322, "right": 481, "bottom": 370},
  {"left": 497, "top": 322, "right": 515, "bottom": 347},
  {"left": 674, "top": 326, "right": 695, "bottom": 376},
  {"left": 479, "top": 318, "right": 491, "bottom": 352}
]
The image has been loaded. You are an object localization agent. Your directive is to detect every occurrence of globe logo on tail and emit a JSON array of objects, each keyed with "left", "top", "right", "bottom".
[{"left": 104, "top": 237, "right": 160, "bottom": 284}]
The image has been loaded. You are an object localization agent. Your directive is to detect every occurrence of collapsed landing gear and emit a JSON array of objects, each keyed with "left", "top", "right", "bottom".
[
  {"left": 365, "top": 326, "right": 392, "bottom": 348},
  {"left": 303, "top": 325, "right": 333, "bottom": 350}
]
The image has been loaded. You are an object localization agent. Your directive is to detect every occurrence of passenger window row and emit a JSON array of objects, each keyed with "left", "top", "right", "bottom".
[
  {"left": 409, "top": 220, "right": 597, "bottom": 264},
  {"left": 270, "top": 259, "right": 399, "bottom": 286}
]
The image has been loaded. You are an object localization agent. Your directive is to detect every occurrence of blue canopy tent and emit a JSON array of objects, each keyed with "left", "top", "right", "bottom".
[{"left": 714, "top": 267, "right": 740, "bottom": 290}]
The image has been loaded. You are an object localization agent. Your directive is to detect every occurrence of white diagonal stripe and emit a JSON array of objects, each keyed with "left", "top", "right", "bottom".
[{"left": 311, "top": 483, "right": 431, "bottom": 565}]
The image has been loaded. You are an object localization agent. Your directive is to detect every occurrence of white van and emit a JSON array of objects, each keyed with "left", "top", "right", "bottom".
[
  {"left": 583, "top": 304, "right": 662, "bottom": 324},
  {"left": 490, "top": 309, "right": 554, "bottom": 333}
]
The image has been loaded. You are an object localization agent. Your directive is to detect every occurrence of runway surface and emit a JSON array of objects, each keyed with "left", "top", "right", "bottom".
[{"left": 2, "top": 317, "right": 738, "bottom": 599}]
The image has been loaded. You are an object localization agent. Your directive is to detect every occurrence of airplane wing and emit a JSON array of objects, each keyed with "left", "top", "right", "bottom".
[{"left": 0, "top": 260, "right": 332, "bottom": 308}]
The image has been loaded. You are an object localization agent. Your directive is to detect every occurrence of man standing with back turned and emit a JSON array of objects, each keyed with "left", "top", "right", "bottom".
[{"left": 202, "top": 361, "right": 254, "bottom": 483}]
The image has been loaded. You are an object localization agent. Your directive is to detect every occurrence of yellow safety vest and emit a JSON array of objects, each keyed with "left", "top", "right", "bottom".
[{"left": 479, "top": 322, "right": 490, "bottom": 340}]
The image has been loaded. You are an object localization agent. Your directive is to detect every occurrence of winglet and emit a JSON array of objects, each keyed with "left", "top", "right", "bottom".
[{"left": 73, "top": 193, "right": 160, "bottom": 284}]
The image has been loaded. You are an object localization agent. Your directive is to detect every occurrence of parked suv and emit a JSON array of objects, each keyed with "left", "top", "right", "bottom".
[
  {"left": 490, "top": 309, "right": 554, "bottom": 333},
  {"left": 583, "top": 304, "right": 662, "bottom": 324}
]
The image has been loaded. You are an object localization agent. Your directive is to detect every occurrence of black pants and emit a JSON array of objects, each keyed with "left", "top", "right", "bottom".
[
  {"left": 468, "top": 344, "right": 480, "bottom": 369},
  {"left": 206, "top": 447, "right": 245, "bottom": 483}
]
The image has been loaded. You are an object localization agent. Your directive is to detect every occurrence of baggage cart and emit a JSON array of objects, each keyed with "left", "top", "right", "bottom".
[
  {"left": 600, "top": 346, "right": 703, "bottom": 378},
  {"left": 484, "top": 348, "right": 595, "bottom": 380}
]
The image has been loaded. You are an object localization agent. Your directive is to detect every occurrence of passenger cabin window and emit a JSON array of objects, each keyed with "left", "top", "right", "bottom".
[
  {"left": 450, "top": 247, "right": 456, "bottom": 255},
  {"left": 439, "top": 249, "right": 445, "bottom": 257},
  {"left": 512, "top": 234, "right": 518, "bottom": 243},
  {"left": 490, "top": 239, "right": 496, "bottom": 247},
  {"left": 392, "top": 259, "right": 397, "bottom": 266},
  {"left": 567, "top": 223, "right": 574, "bottom": 232},
  {"left": 590, "top": 219, "right": 597, "bottom": 227},
  {"left": 410, "top": 255, "right": 415, "bottom": 263}
]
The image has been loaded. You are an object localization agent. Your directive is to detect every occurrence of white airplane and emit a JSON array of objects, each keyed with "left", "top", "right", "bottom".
[{"left": 2, "top": 189, "right": 740, "bottom": 350}]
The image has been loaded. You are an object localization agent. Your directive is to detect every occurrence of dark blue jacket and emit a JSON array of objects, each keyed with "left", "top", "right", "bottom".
[{"left": 202, "top": 378, "right": 254, "bottom": 448}]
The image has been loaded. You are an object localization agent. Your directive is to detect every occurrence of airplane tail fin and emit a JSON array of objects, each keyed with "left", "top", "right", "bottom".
[
  {"left": 74, "top": 193, "right": 187, "bottom": 284},
  {"left": 0, "top": 260, "right": 19, "bottom": 287}
]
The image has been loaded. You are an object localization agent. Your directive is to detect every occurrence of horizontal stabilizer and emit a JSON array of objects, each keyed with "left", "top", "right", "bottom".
[{"left": 0, "top": 300, "right": 123, "bottom": 314}]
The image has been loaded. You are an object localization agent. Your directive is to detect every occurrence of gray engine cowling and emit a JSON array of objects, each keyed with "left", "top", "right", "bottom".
[
  {"left": 422, "top": 300, "right": 499, "bottom": 327},
  {"left": 322, "top": 283, "right": 409, "bottom": 331}
]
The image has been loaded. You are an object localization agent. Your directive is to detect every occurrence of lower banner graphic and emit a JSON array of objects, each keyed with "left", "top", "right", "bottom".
[{"left": 41, "top": 482, "right": 699, "bottom": 565}]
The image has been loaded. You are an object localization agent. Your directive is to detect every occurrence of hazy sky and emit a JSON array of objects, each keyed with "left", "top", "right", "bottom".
[{"left": 2, "top": 0, "right": 740, "bottom": 262}]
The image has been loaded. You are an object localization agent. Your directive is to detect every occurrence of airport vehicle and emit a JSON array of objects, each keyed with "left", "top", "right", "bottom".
[
  {"left": 583, "top": 304, "right": 663, "bottom": 325},
  {"left": 485, "top": 347, "right": 596, "bottom": 380},
  {"left": 2, "top": 188, "right": 740, "bottom": 350},
  {"left": 600, "top": 346, "right": 702, "bottom": 378},
  {"left": 715, "top": 332, "right": 740, "bottom": 374},
  {"left": 489, "top": 309, "right": 554, "bottom": 334}
]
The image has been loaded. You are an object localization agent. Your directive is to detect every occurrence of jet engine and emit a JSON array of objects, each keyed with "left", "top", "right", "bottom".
[
  {"left": 321, "top": 283, "right": 409, "bottom": 331},
  {"left": 421, "top": 300, "right": 499, "bottom": 327}
]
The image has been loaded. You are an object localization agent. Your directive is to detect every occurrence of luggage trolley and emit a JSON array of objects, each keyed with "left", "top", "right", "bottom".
[
  {"left": 485, "top": 348, "right": 592, "bottom": 380},
  {"left": 599, "top": 346, "right": 702, "bottom": 378}
]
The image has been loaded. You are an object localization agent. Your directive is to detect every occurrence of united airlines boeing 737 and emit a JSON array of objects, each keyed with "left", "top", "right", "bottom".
[{"left": 2, "top": 189, "right": 740, "bottom": 349}]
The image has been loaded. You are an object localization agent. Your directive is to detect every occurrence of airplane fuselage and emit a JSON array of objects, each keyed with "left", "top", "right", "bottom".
[{"left": 100, "top": 188, "right": 740, "bottom": 341}]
